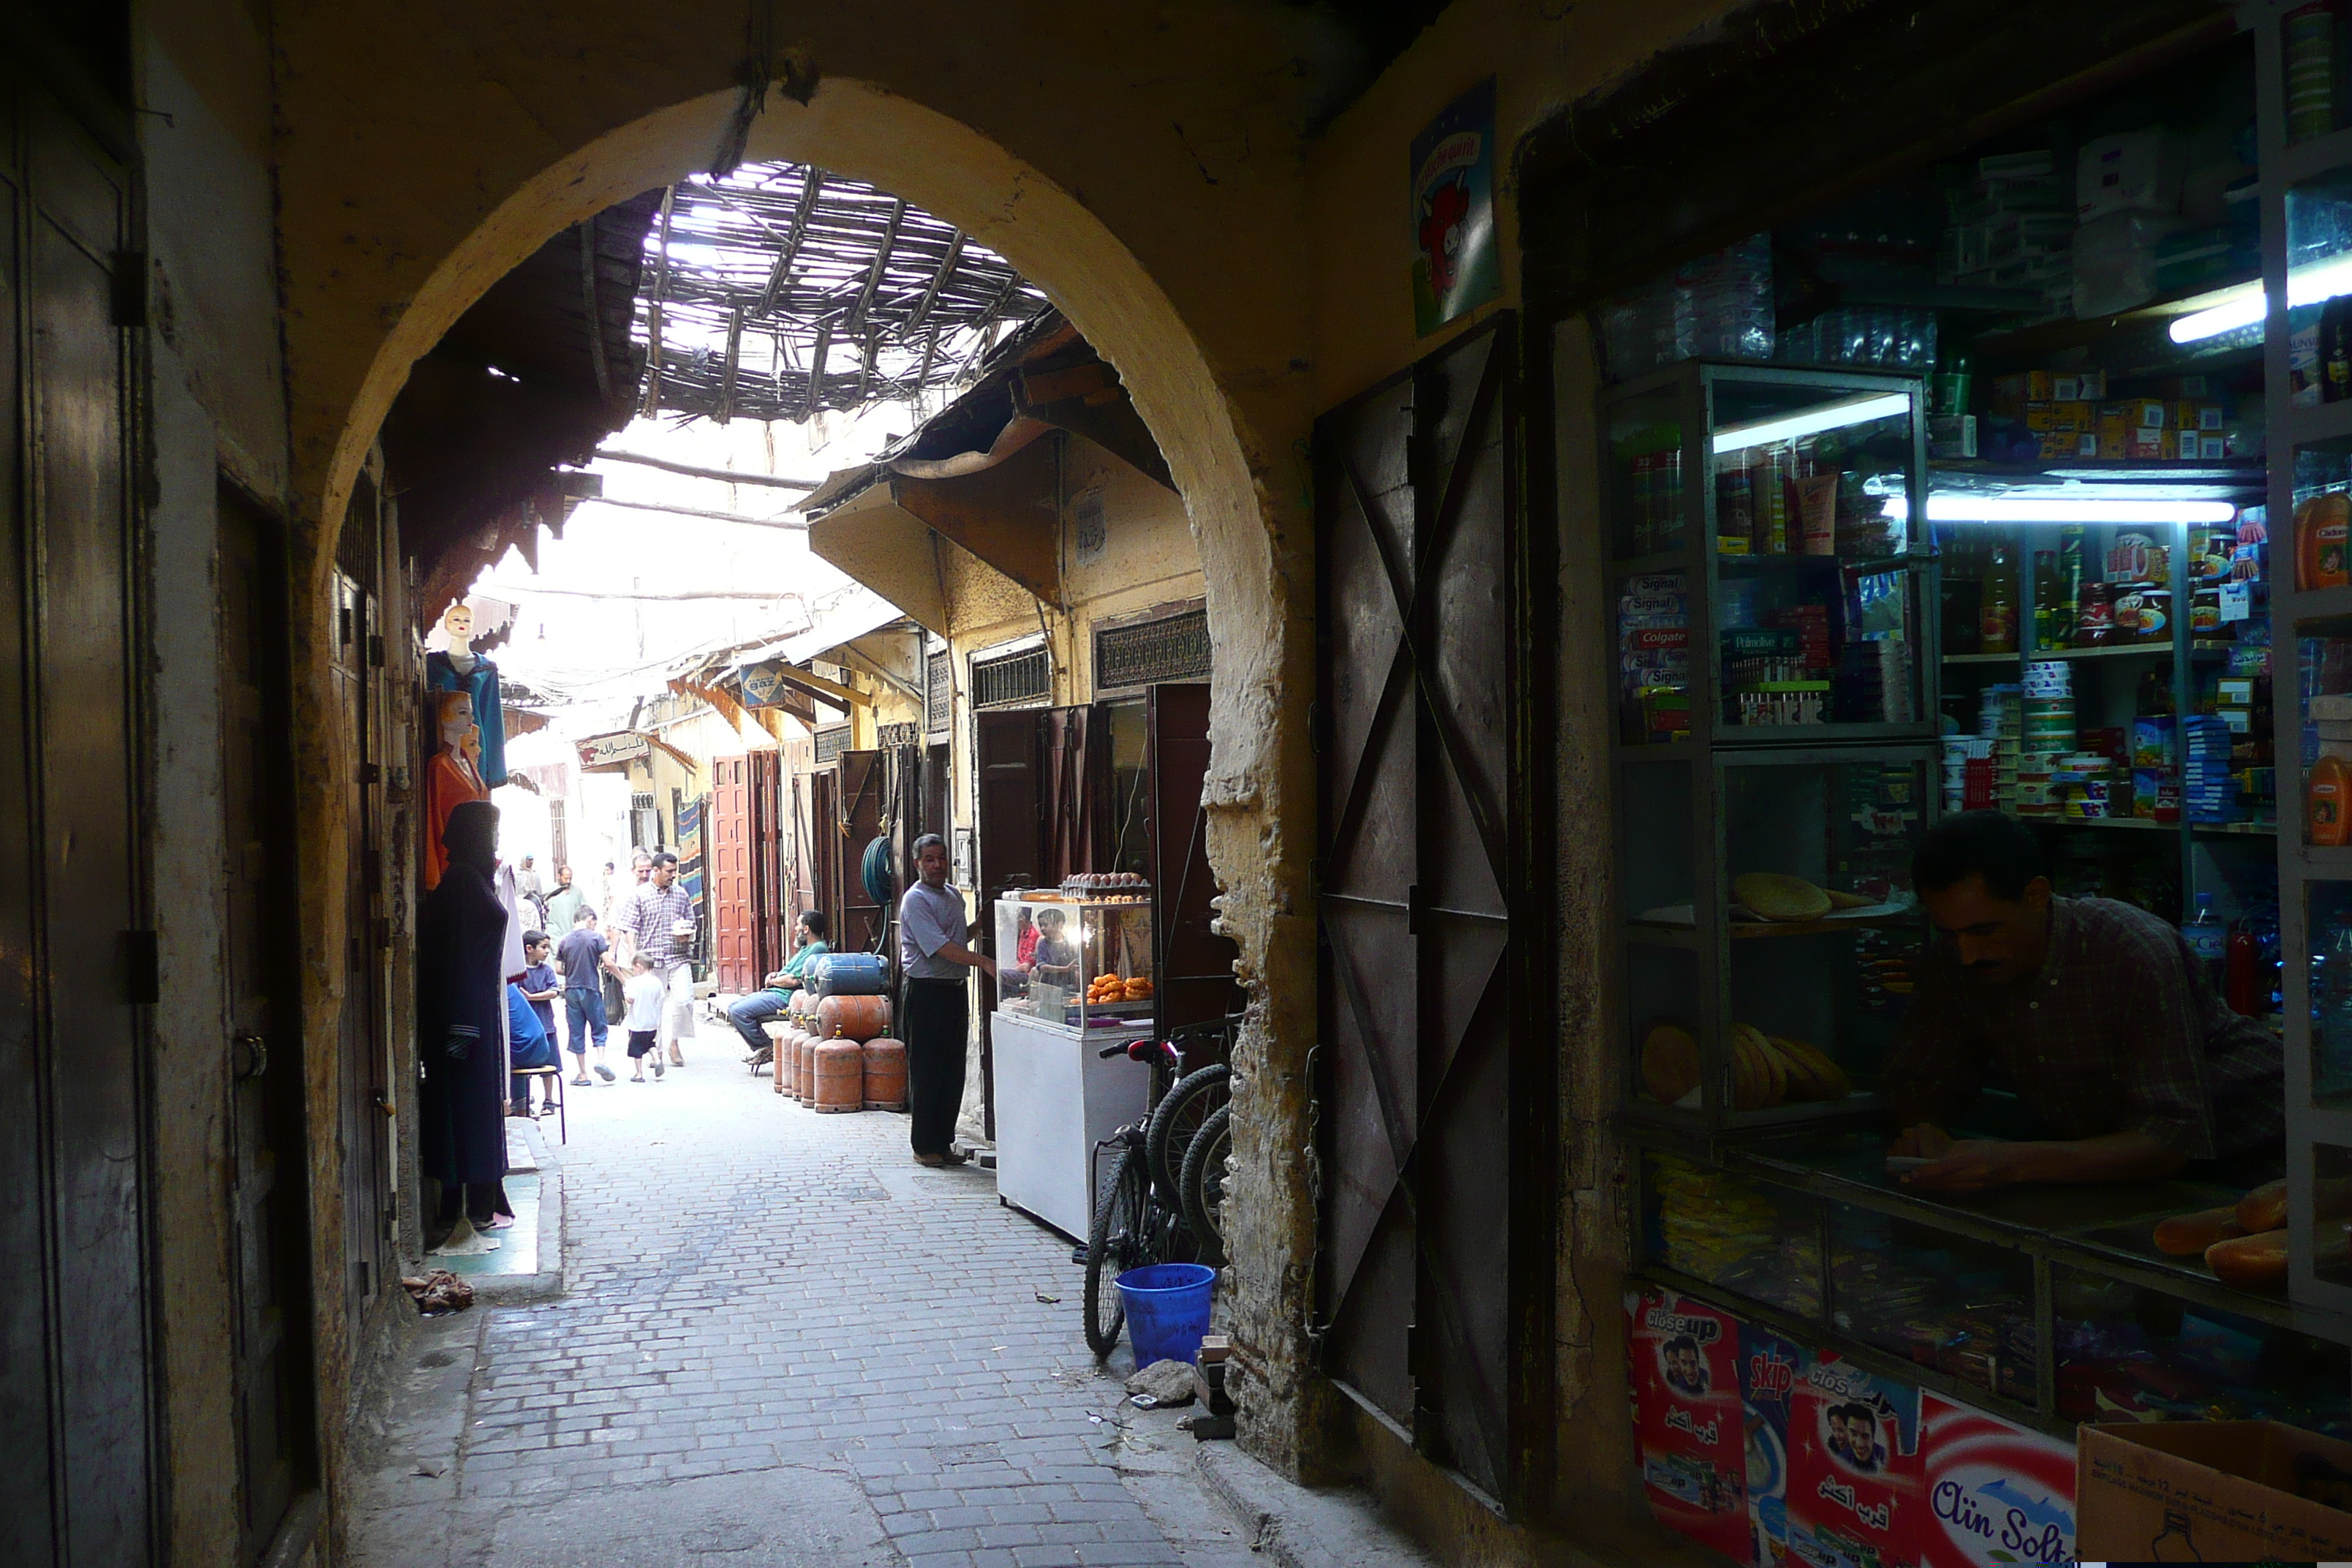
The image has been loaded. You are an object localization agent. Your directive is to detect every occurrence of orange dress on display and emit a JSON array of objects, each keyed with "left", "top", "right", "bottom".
[{"left": 423, "top": 745, "right": 488, "bottom": 890}]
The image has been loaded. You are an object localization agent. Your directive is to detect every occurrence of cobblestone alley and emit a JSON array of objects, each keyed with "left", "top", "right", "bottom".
[{"left": 347, "top": 1040, "right": 1427, "bottom": 1568}]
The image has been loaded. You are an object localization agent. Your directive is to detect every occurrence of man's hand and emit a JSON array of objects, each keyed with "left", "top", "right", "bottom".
[
  {"left": 1899, "top": 1139, "right": 2043, "bottom": 1192},
  {"left": 1888, "top": 1123, "right": 1954, "bottom": 1158}
]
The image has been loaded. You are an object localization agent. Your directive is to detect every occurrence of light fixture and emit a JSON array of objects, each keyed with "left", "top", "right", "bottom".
[
  {"left": 2170, "top": 255, "right": 2352, "bottom": 344},
  {"left": 1880, "top": 496, "right": 2239, "bottom": 525},
  {"left": 1711, "top": 391, "right": 1912, "bottom": 454}
]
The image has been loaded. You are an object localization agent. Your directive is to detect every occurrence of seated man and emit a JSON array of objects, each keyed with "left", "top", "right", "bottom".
[
  {"left": 1884, "top": 810, "right": 2283, "bottom": 1192},
  {"left": 725, "top": 910, "right": 830, "bottom": 1058}
]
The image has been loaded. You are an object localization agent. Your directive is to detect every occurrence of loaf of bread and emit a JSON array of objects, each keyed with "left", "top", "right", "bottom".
[
  {"left": 2206, "top": 1228, "right": 2291, "bottom": 1291},
  {"left": 2236, "top": 1180, "right": 2290, "bottom": 1233},
  {"left": 2154, "top": 1205, "right": 2246, "bottom": 1257}
]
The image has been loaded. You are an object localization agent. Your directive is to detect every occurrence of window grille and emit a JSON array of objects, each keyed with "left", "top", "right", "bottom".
[
  {"left": 549, "top": 799, "right": 568, "bottom": 865},
  {"left": 1093, "top": 608, "right": 1211, "bottom": 691},
  {"left": 877, "top": 721, "right": 919, "bottom": 748},
  {"left": 926, "top": 649, "right": 951, "bottom": 734},
  {"left": 813, "top": 723, "right": 851, "bottom": 764},
  {"left": 630, "top": 791, "right": 656, "bottom": 811},
  {"left": 970, "top": 645, "right": 1050, "bottom": 709}
]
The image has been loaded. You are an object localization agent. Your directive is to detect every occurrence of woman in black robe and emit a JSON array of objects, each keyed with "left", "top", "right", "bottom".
[{"left": 418, "top": 799, "right": 508, "bottom": 1230}]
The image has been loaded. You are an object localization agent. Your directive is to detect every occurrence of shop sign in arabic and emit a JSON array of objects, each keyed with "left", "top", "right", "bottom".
[{"left": 576, "top": 731, "right": 650, "bottom": 769}]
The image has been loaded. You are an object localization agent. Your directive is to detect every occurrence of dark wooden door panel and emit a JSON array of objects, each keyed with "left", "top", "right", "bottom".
[
  {"left": 837, "top": 749, "right": 887, "bottom": 954},
  {"left": 1315, "top": 314, "right": 1537, "bottom": 1512},
  {"left": 1145, "top": 685, "right": 1240, "bottom": 1039}
]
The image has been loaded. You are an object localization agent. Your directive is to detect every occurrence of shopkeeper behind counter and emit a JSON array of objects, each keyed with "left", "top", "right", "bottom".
[{"left": 1882, "top": 810, "right": 2283, "bottom": 1194}]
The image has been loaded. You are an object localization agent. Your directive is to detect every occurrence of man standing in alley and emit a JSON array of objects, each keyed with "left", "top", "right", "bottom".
[
  {"left": 543, "top": 863, "right": 582, "bottom": 938},
  {"left": 899, "top": 834, "right": 995, "bottom": 1167},
  {"left": 622, "top": 851, "right": 698, "bottom": 1067}
]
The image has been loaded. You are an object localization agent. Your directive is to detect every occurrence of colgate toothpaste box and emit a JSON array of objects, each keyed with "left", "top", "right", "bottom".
[
  {"left": 1740, "top": 1320, "right": 1806, "bottom": 1567},
  {"left": 1627, "top": 1287, "right": 1751, "bottom": 1561},
  {"left": 1921, "top": 1394, "right": 2076, "bottom": 1567},
  {"left": 1787, "top": 1352, "right": 1924, "bottom": 1568}
]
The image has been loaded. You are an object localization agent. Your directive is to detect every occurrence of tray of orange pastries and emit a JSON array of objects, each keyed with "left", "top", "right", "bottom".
[{"left": 1086, "top": 971, "right": 1155, "bottom": 1006}]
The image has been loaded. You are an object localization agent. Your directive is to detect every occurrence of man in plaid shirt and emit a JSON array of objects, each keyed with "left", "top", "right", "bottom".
[
  {"left": 620, "top": 851, "right": 698, "bottom": 1066},
  {"left": 1884, "top": 811, "right": 2282, "bottom": 1193}
]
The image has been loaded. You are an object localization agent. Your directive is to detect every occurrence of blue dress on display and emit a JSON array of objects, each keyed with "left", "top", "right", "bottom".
[{"left": 426, "top": 648, "right": 508, "bottom": 787}]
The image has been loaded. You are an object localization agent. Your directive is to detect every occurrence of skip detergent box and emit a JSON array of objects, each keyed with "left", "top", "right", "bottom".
[
  {"left": 1740, "top": 1320, "right": 1806, "bottom": 1567},
  {"left": 1921, "top": 1394, "right": 2076, "bottom": 1567},
  {"left": 1627, "top": 1287, "right": 1751, "bottom": 1560},
  {"left": 1786, "top": 1352, "right": 1925, "bottom": 1568}
]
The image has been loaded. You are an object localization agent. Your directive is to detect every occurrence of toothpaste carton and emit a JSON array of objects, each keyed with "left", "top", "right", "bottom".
[
  {"left": 1787, "top": 1352, "right": 1925, "bottom": 1568},
  {"left": 1920, "top": 1394, "right": 2076, "bottom": 1568},
  {"left": 1628, "top": 1287, "right": 1752, "bottom": 1561}
]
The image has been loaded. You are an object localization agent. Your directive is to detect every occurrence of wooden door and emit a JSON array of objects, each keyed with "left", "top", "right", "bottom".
[
  {"left": 0, "top": 64, "right": 159, "bottom": 1564},
  {"left": 809, "top": 769, "right": 842, "bottom": 958},
  {"left": 747, "top": 749, "right": 783, "bottom": 973},
  {"left": 222, "top": 486, "right": 320, "bottom": 1559},
  {"left": 973, "top": 709, "right": 1044, "bottom": 1139},
  {"left": 1314, "top": 313, "right": 1548, "bottom": 1512},
  {"left": 1041, "top": 704, "right": 1109, "bottom": 881},
  {"left": 1147, "top": 684, "right": 1241, "bottom": 1043},
  {"left": 707, "top": 756, "right": 755, "bottom": 990},
  {"left": 837, "top": 748, "right": 888, "bottom": 954}
]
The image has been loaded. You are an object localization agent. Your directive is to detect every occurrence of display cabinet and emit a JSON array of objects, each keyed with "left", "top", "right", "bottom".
[
  {"left": 1610, "top": 362, "right": 1933, "bottom": 747},
  {"left": 991, "top": 892, "right": 1156, "bottom": 1032}
]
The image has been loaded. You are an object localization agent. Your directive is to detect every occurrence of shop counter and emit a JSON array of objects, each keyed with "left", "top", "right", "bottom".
[{"left": 990, "top": 1011, "right": 1152, "bottom": 1242}]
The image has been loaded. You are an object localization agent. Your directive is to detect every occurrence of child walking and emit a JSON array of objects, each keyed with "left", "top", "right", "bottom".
[{"left": 622, "top": 952, "right": 666, "bottom": 1081}]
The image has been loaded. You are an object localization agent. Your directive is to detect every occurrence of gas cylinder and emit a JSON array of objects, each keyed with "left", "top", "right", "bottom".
[
  {"left": 813, "top": 1037, "right": 864, "bottom": 1112},
  {"left": 798, "top": 1030, "right": 821, "bottom": 1101},
  {"left": 817, "top": 993, "right": 892, "bottom": 1042},
  {"left": 781, "top": 1030, "right": 807, "bottom": 1099},
  {"left": 861, "top": 1036, "right": 908, "bottom": 1110},
  {"left": 767, "top": 1022, "right": 791, "bottom": 1095}
]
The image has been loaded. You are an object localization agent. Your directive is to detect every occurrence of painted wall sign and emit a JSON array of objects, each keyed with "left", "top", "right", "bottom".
[
  {"left": 1411, "top": 78, "right": 1500, "bottom": 337},
  {"left": 736, "top": 660, "right": 799, "bottom": 709},
  {"left": 576, "top": 731, "right": 650, "bottom": 769}
]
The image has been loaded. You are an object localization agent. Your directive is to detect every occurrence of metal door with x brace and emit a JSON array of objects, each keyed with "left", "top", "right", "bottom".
[{"left": 1313, "top": 313, "right": 1552, "bottom": 1515}]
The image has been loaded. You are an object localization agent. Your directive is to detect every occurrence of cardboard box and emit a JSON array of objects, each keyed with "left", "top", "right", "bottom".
[
  {"left": 2024, "top": 399, "right": 2095, "bottom": 433},
  {"left": 2078, "top": 1420, "right": 2352, "bottom": 1562},
  {"left": 1922, "top": 1395, "right": 2076, "bottom": 1568}
]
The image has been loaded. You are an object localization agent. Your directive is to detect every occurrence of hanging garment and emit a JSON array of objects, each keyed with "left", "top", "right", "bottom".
[
  {"left": 426, "top": 648, "right": 509, "bottom": 787},
  {"left": 418, "top": 828, "right": 510, "bottom": 1188},
  {"left": 422, "top": 744, "right": 487, "bottom": 890}
]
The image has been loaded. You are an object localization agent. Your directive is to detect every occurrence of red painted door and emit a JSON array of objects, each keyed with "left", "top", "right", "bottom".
[{"left": 708, "top": 757, "right": 755, "bottom": 991}]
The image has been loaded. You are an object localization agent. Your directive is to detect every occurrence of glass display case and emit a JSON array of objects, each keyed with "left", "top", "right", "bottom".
[
  {"left": 1610, "top": 362, "right": 1932, "bottom": 746},
  {"left": 991, "top": 892, "right": 1156, "bottom": 1032}
]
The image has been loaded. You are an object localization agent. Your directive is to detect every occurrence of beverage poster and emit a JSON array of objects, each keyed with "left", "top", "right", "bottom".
[
  {"left": 1741, "top": 1321, "right": 1806, "bottom": 1567},
  {"left": 1920, "top": 1395, "right": 2075, "bottom": 1568},
  {"left": 1410, "top": 78, "right": 1499, "bottom": 336},
  {"left": 1787, "top": 1352, "right": 1925, "bottom": 1568},
  {"left": 1627, "top": 1287, "right": 1752, "bottom": 1559}
]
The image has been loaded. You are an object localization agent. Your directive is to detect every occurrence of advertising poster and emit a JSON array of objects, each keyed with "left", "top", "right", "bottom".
[
  {"left": 1920, "top": 1395, "right": 2076, "bottom": 1568},
  {"left": 1627, "top": 1287, "right": 1752, "bottom": 1560},
  {"left": 1787, "top": 1352, "right": 1925, "bottom": 1568},
  {"left": 1410, "top": 78, "right": 1499, "bottom": 336},
  {"left": 1741, "top": 1321, "right": 1806, "bottom": 1567}
]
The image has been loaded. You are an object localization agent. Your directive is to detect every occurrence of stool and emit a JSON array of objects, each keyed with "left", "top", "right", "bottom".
[{"left": 512, "top": 1065, "right": 566, "bottom": 1145}]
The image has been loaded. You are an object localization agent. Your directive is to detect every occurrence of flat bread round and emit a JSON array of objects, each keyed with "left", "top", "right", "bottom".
[
  {"left": 1823, "top": 888, "right": 1875, "bottom": 910},
  {"left": 1640, "top": 1023, "right": 1700, "bottom": 1105},
  {"left": 1771, "top": 1036, "right": 1850, "bottom": 1099},
  {"left": 1733, "top": 872, "right": 1832, "bottom": 922},
  {"left": 1734, "top": 1024, "right": 1784, "bottom": 1107}
]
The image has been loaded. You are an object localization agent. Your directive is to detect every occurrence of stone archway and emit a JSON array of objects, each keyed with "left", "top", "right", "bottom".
[{"left": 295, "top": 75, "right": 1320, "bottom": 1476}]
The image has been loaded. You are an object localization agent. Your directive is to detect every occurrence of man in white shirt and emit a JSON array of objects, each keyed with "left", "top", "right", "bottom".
[
  {"left": 897, "top": 834, "right": 995, "bottom": 1166},
  {"left": 621, "top": 851, "right": 698, "bottom": 1066}
]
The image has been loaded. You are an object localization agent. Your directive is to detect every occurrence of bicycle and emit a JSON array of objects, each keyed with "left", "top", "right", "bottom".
[{"left": 1082, "top": 1014, "right": 1239, "bottom": 1356}]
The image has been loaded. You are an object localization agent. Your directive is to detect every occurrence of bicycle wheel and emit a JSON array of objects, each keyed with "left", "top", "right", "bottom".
[
  {"left": 1178, "top": 1104, "right": 1232, "bottom": 1266},
  {"left": 1145, "top": 1062, "right": 1230, "bottom": 1205},
  {"left": 1084, "top": 1145, "right": 1149, "bottom": 1356}
]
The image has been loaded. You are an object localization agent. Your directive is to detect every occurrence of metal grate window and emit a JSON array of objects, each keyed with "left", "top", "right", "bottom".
[
  {"left": 813, "top": 723, "right": 851, "bottom": 764},
  {"left": 926, "top": 649, "right": 951, "bottom": 734},
  {"left": 970, "top": 646, "right": 1050, "bottom": 709},
  {"left": 1093, "top": 608, "right": 1210, "bottom": 691},
  {"left": 877, "top": 721, "right": 919, "bottom": 748}
]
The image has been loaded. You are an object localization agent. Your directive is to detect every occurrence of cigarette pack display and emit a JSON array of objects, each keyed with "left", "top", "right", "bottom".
[
  {"left": 1741, "top": 1321, "right": 1807, "bottom": 1567},
  {"left": 1628, "top": 1286, "right": 1754, "bottom": 1561},
  {"left": 1786, "top": 1352, "right": 1925, "bottom": 1568},
  {"left": 1920, "top": 1394, "right": 2076, "bottom": 1568}
]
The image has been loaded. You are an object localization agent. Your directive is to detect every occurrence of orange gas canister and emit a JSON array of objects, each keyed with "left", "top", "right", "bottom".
[
  {"left": 862, "top": 1037, "right": 908, "bottom": 1110},
  {"left": 769, "top": 1022, "right": 791, "bottom": 1095},
  {"left": 798, "top": 1031, "right": 822, "bottom": 1101},
  {"left": 817, "top": 993, "right": 893, "bottom": 1043},
  {"left": 2313, "top": 753, "right": 2352, "bottom": 846},
  {"left": 814, "top": 1038, "right": 864, "bottom": 1112}
]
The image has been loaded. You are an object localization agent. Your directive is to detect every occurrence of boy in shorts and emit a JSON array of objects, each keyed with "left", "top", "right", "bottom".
[{"left": 623, "top": 952, "right": 666, "bottom": 1081}]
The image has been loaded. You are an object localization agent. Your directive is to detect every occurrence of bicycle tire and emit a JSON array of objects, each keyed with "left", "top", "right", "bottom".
[
  {"left": 1178, "top": 1103, "right": 1232, "bottom": 1267},
  {"left": 1145, "top": 1062, "right": 1230, "bottom": 1205},
  {"left": 1084, "top": 1145, "right": 1149, "bottom": 1357}
]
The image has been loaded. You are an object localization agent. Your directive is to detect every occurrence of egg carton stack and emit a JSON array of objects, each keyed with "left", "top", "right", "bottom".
[
  {"left": 2013, "top": 663, "right": 2075, "bottom": 819},
  {"left": 1979, "top": 683, "right": 2024, "bottom": 811}
]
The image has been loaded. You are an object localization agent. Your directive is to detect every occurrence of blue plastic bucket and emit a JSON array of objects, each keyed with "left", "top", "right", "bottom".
[{"left": 1115, "top": 1262, "right": 1216, "bottom": 1365}]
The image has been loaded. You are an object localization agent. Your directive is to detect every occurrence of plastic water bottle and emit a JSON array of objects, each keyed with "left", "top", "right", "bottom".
[
  {"left": 2323, "top": 918, "right": 2352, "bottom": 1092},
  {"left": 2183, "top": 894, "right": 2227, "bottom": 992}
]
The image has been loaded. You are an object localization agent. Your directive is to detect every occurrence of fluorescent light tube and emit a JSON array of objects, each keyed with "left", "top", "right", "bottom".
[
  {"left": 2171, "top": 256, "right": 2352, "bottom": 343},
  {"left": 1880, "top": 496, "right": 2239, "bottom": 525},
  {"left": 1712, "top": 391, "right": 1912, "bottom": 453}
]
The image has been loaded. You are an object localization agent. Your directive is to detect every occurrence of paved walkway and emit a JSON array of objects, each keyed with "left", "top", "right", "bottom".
[{"left": 347, "top": 1030, "right": 1422, "bottom": 1568}]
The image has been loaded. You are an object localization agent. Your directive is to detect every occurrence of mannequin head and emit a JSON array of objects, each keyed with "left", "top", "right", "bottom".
[
  {"left": 440, "top": 602, "right": 475, "bottom": 654},
  {"left": 434, "top": 691, "right": 477, "bottom": 756},
  {"left": 443, "top": 799, "right": 500, "bottom": 874}
]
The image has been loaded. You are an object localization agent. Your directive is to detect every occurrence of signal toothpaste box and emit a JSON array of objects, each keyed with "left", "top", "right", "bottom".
[
  {"left": 1921, "top": 1394, "right": 2076, "bottom": 1567},
  {"left": 1787, "top": 1352, "right": 1925, "bottom": 1568},
  {"left": 1627, "top": 1287, "right": 1751, "bottom": 1561}
]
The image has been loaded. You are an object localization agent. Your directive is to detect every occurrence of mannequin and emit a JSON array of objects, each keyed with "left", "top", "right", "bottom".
[
  {"left": 418, "top": 799, "right": 510, "bottom": 1248},
  {"left": 426, "top": 601, "right": 509, "bottom": 788},
  {"left": 423, "top": 691, "right": 488, "bottom": 890}
]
